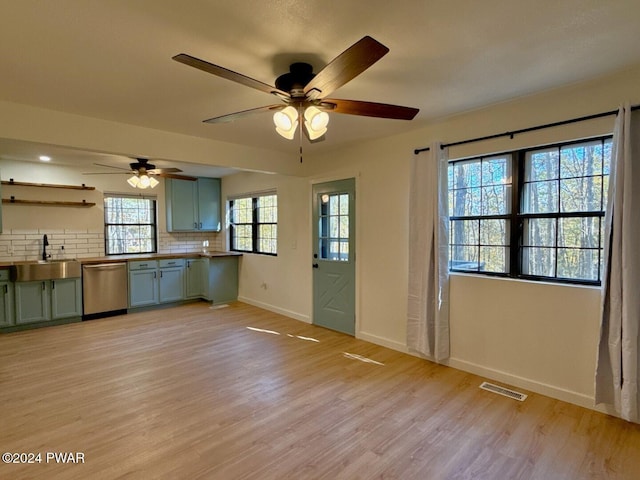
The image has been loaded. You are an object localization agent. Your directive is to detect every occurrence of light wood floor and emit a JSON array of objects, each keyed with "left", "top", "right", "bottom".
[{"left": 1, "top": 302, "right": 639, "bottom": 479}]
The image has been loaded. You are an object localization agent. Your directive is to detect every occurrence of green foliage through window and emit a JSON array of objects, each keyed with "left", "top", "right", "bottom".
[
  {"left": 230, "top": 193, "right": 277, "bottom": 255},
  {"left": 448, "top": 136, "right": 611, "bottom": 284},
  {"left": 104, "top": 196, "right": 157, "bottom": 255}
]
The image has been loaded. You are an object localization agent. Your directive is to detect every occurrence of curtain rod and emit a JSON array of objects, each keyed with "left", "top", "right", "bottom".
[{"left": 413, "top": 104, "right": 639, "bottom": 154}]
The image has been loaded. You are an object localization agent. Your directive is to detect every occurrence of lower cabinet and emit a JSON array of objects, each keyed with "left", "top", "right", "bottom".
[
  {"left": 129, "top": 259, "right": 186, "bottom": 307},
  {"left": 129, "top": 261, "right": 159, "bottom": 307},
  {"left": 159, "top": 259, "right": 185, "bottom": 303},
  {"left": 186, "top": 258, "right": 206, "bottom": 298},
  {"left": 15, "top": 278, "right": 81, "bottom": 325},
  {"left": 0, "top": 269, "right": 14, "bottom": 327},
  {"left": 206, "top": 256, "right": 239, "bottom": 304}
]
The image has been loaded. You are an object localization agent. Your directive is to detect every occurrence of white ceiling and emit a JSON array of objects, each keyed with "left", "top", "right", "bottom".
[{"left": 1, "top": 0, "right": 640, "bottom": 173}]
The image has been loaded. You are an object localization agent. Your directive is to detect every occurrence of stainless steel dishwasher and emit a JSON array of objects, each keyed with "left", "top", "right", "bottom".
[{"left": 82, "top": 262, "right": 128, "bottom": 319}]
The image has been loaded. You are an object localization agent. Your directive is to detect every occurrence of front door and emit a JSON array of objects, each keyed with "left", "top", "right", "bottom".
[{"left": 312, "top": 178, "right": 356, "bottom": 335}]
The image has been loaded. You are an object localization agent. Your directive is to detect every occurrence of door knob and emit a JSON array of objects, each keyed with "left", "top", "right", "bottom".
[{"left": 312, "top": 263, "right": 319, "bottom": 268}]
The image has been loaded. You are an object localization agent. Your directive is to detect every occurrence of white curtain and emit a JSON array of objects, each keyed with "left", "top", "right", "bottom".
[
  {"left": 407, "top": 143, "right": 450, "bottom": 362},
  {"left": 595, "top": 104, "right": 640, "bottom": 423}
]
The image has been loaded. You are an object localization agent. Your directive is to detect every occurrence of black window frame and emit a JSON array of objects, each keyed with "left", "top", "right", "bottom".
[
  {"left": 104, "top": 194, "right": 158, "bottom": 255},
  {"left": 229, "top": 193, "right": 278, "bottom": 256},
  {"left": 448, "top": 135, "right": 612, "bottom": 286}
]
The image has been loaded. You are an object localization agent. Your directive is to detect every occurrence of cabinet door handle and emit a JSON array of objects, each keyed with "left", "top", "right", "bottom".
[
  {"left": 160, "top": 271, "right": 163, "bottom": 278},
  {"left": 3, "top": 285, "right": 7, "bottom": 294},
  {"left": 52, "top": 280, "right": 55, "bottom": 290},
  {"left": 199, "top": 222, "right": 202, "bottom": 229},
  {"left": 154, "top": 271, "right": 157, "bottom": 279},
  {"left": 42, "top": 281, "right": 46, "bottom": 290},
  {"left": 194, "top": 222, "right": 198, "bottom": 229}
]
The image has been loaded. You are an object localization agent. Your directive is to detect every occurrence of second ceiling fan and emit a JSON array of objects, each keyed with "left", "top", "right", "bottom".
[{"left": 173, "top": 36, "right": 419, "bottom": 142}]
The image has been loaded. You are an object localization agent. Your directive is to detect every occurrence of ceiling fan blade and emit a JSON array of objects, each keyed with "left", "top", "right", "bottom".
[
  {"left": 304, "top": 36, "right": 389, "bottom": 100},
  {"left": 321, "top": 98, "right": 419, "bottom": 120},
  {"left": 156, "top": 173, "right": 197, "bottom": 181},
  {"left": 203, "top": 104, "right": 285, "bottom": 124},
  {"left": 148, "top": 167, "right": 182, "bottom": 174},
  {"left": 93, "top": 162, "right": 131, "bottom": 171},
  {"left": 83, "top": 171, "right": 130, "bottom": 175},
  {"left": 173, "top": 53, "right": 290, "bottom": 98}
]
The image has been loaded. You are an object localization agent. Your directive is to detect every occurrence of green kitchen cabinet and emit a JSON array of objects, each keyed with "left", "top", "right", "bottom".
[
  {"left": 206, "top": 256, "right": 239, "bottom": 304},
  {"left": 129, "top": 261, "right": 159, "bottom": 307},
  {"left": 165, "top": 177, "right": 221, "bottom": 232},
  {"left": 0, "top": 176, "right": 3, "bottom": 233},
  {"left": 15, "top": 278, "right": 81, "bottom": 324},
  {"left": 0, "top": 270, "right": 14, "bottom": 327},
  {"left": 51, "top": 278, "right": 82, "bottom": 319},
  {"left": 185, "top": 258, "right": 206, "bottom": 298},
  {"left": 159, "top": 259, "right": 185, "bottom": 303}
]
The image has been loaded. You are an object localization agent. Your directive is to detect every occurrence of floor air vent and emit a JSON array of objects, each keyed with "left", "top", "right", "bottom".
[{"left": 480, "top": 382, "right": 527, "bottom": 401}]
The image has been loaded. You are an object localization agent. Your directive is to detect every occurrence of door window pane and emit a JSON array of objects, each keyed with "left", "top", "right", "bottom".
[{"left": 319, "top": 192, "right": 350, "bottom": 261}]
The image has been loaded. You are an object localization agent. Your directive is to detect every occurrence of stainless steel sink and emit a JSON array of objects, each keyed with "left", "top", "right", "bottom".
[{"left": 12, "top": 259, "right": 81, "bottom": 282}]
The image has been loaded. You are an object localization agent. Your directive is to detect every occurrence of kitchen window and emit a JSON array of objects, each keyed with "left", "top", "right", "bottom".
[
  {"left": 448, "top": 136, "right": 611, "bottom": 285},
  {"left": 229, "top": 193, "right": 277, "bottom": 255},
  {"left": 104, "top": 194, "right": 157, "bottom": 255}
]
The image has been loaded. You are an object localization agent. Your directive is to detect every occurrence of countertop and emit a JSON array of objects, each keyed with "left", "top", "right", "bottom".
[{"left": 0, "top": 251, "right": 242, "bottom": 269}]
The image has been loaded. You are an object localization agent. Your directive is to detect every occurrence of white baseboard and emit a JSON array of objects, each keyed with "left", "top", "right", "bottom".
[
  {"left": 445, "top": 357, "right": 603, "bottom": 411},
  {"left": 356, "top": 331, "right": 615, "bottom": 416},
  {"left": 237, "top": 296, "right": 311, "bottom": 324},
  {"left": 357, "top": 331, "right": 409, "bottom": 353}
]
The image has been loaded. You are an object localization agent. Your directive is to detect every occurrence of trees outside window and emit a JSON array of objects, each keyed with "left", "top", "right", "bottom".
[
  {"left": 448, "top": 137, "right": 611, "bottom": 285},
  {"left": 104, "top": 195, "right": 157, "bottom": 255},
  {"left": 230, "top": 193, "right": 277, "bottom": 255}
]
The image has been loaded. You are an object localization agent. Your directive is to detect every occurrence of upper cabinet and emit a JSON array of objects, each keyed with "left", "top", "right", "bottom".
[{"left": 165, "top": 177, "right": 221, "bottom": 232}]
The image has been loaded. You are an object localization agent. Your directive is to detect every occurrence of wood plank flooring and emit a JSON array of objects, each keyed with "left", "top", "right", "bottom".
[{"left": 1, "top": 301, "right": 639, "bottom": 479}]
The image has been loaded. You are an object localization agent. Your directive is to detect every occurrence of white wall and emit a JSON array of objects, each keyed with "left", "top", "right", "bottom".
[{"left": 222, "top": 172, "right": 311, "bottom": 322}]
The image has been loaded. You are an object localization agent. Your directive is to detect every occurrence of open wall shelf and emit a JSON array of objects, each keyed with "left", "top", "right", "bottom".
[
  {"left": 1, "top": 180, "right": 95, "bottom": 190},
  {"left": 2, "top": 198, "right": 95, "bottom": 207},
  {"left": 1, "top": 179, "right": 97, "bottom": 207}
]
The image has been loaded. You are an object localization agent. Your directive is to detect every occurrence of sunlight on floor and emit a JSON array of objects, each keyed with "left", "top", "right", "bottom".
[
  {"left": 246, "top": 326, "right": 320, "bottom": 343},
  {"left": 343, "top": 352, "right": 385, "bottom": 366},
  {"left": 246, "top": 326, "right": 280, "bottom": 335}
]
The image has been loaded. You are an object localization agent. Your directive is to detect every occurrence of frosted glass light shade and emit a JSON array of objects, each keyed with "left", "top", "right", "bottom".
[
  {"left": 304, "top": 106, "right": 329, "bottom": 140},
  {"left": 127, "top": 175, "right": 140, "bottom": 188},
  {"left": 273, "top": 106, "right": 298, "bottom": 139}
]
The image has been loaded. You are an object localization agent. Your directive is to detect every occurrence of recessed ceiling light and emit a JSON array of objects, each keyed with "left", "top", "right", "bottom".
[{"left": 39, "top": 155, "right": 51, "bottom": 162}]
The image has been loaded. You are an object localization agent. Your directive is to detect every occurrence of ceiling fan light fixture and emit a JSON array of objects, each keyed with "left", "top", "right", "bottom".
[
  {"left": 304, "top": 106, "right": 329, "bottom": 140},
  {"left": 138, "top": 174, "right": 151, "bottom": 189},
  {"left": 273, "top": 106, "right": 298, "bottom": 140},
  {"left": 149, "top": 176, "right": 159, "bottom": 188},
  {"left": 304, "top": 106, "right": 329, "bottom": 130},
  {"left": 127, "top": 175, "right": 140, "bottom": 188}
]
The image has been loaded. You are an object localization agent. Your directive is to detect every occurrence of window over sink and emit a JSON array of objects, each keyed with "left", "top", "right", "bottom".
[{"left": 104, "top": 194, "right": 157, "bottom": 255}]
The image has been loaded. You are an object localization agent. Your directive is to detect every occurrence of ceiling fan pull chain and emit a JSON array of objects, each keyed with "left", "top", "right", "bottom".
[{"left": 299, "top": 108, "right": 304, "bottom": 163}]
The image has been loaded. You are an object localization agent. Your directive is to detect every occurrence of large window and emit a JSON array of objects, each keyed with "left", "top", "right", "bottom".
[
  {"left": 229, "top": 193, "right": 277, "bottom": 255},
  {"left": 448, "top": 136, "right": 611, "bottom": 284},
  {"left": 104, "top": 195, "right": 157, "bottom": 255}
]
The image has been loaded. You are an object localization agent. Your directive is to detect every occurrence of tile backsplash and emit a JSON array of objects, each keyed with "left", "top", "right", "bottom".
[{"left": 0, "top": 229, "right": 222, "bottom": 263}]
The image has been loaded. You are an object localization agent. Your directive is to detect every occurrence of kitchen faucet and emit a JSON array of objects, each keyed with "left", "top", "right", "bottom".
[{"left": 42, "top": 234, "right": 51, "bottom": 261}]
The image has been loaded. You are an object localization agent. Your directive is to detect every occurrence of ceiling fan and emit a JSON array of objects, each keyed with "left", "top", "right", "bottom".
[
  {"left": 172, "top": 36, "right": 419, "bottom": 143},
  {"left": 85, "top": 158, "right": 196, "bottom": 189}
]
